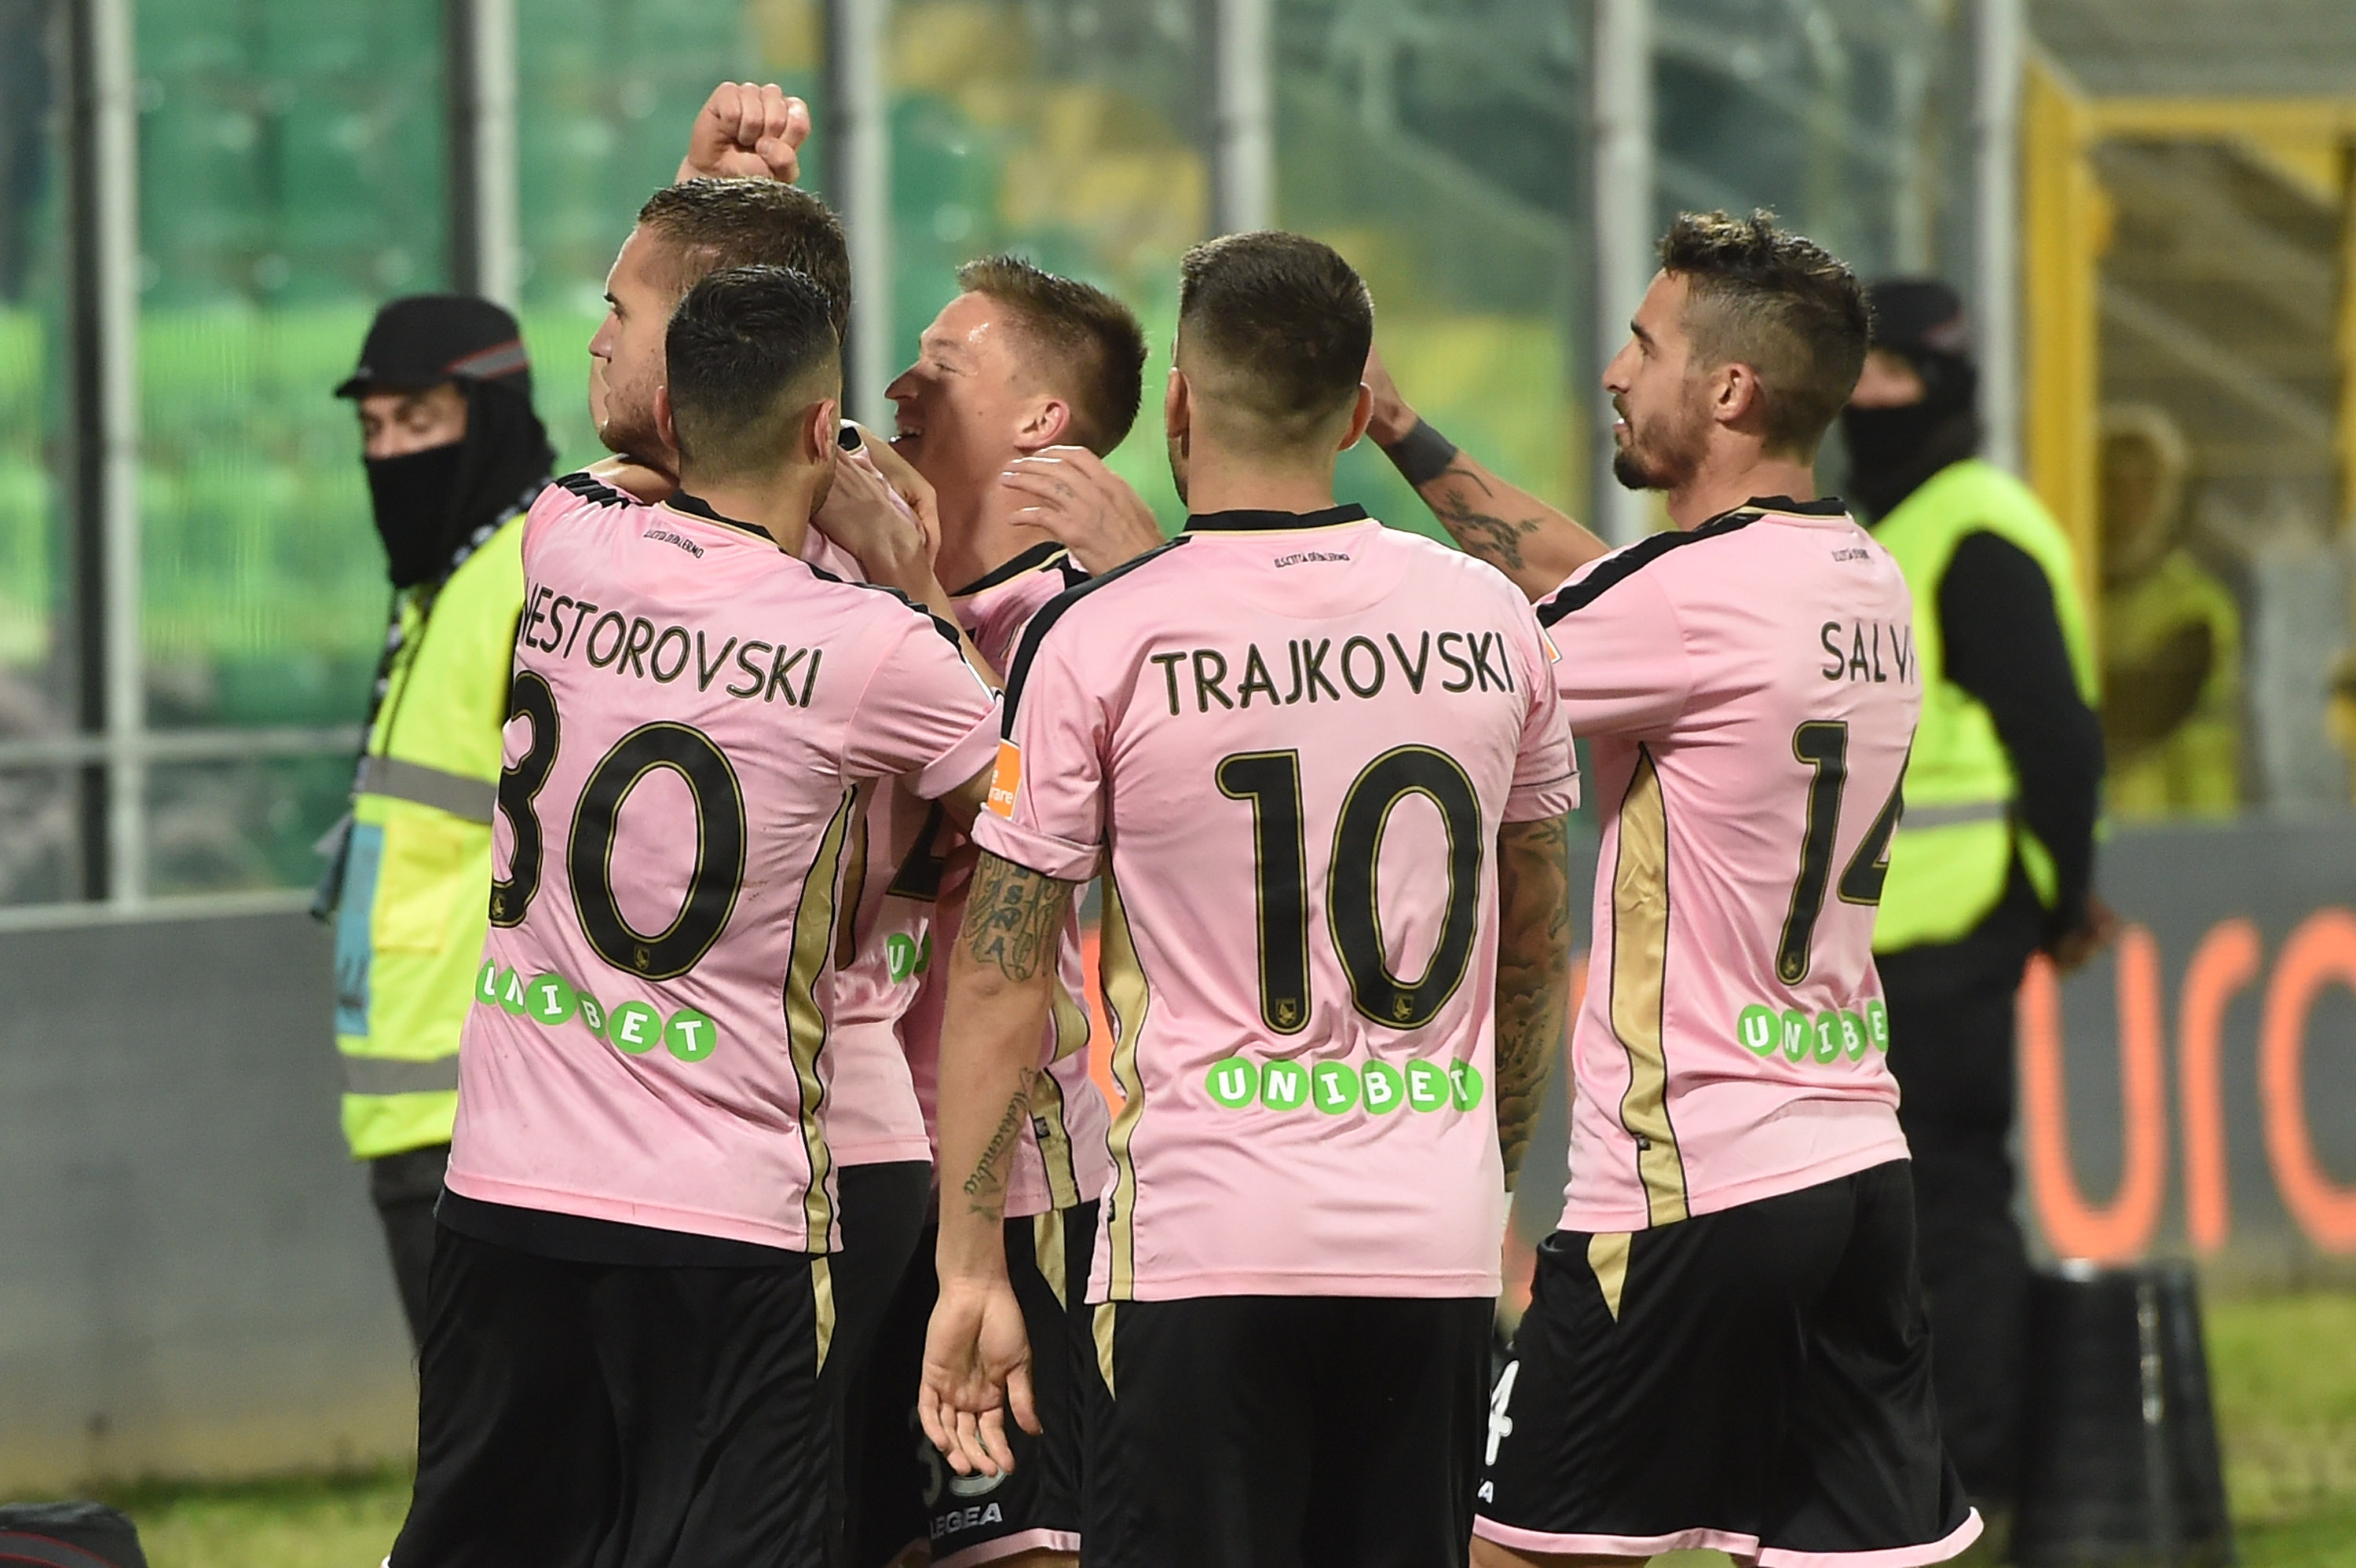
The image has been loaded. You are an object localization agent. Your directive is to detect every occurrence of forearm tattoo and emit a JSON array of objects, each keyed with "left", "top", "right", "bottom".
[
  {"left": 964, "top": 852, "right": 1066, "bottom": 982},
  {"left": 962, "top": 1065, "right": 1041, "bottom": 1217},
  {"left": 1494, "top": 815, "right": 1573, "bottom": 1185},
  {"left": 1426, "top": 460, "right": 1545, "bottom": 575}
]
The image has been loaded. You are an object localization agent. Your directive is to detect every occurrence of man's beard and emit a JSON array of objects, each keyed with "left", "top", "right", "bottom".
[
  {"left": 1611, "top": 401, "right": 1707, "bottom": 493},
  {"left": 595, "top": 373, "right": 665, "bottom": 464}
]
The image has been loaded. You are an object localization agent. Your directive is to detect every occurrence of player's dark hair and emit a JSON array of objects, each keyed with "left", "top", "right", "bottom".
[
  {"left": 1657, "top": 210, "right": 1869, "bottom": 457},
  {"left": 956, "top": 254, "right": 1147, "bottom": 456},
  {"left": 1176, "top": 231, "right": 1372, "bottom": 448},
  {"left": 637, "top": 179, "right": 852, "bottom": 339},
  {"left": 664, "top": 265, "right": 840, "bottom": 477}
]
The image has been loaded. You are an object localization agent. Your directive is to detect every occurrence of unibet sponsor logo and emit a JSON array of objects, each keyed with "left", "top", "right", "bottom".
[
  {"left": 1736, "top": 1000, "right": 1886, "bottom": 1069},
  {"left": 884, "top": 931, "right": 932, "bottom": 984},
  {"left": 1204, "top": 1054, "right": 1481, "bottom": 1117},
  {"left": 474, "top": 963, "right": 717, "bottom": 1062}
]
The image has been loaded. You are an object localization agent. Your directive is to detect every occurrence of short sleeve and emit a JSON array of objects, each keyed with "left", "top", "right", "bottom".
[
  {"left": 1538, "top": 564, "right": 1693, "bottom": 739},
  {"left": 1506, "top": 612, "right": 1579, "bottom": 822},
  {"left": 968, "top": 625, "right": 1105, "bottom": 883},
  {"left": 843, "top": 617, "right": 1001, "bottom": 799}
]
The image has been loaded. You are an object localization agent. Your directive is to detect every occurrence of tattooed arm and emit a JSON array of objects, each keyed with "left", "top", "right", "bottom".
[
  {"left": 1364, "top": 344, "right": 1611, "bottom": 602},
  {"left": 1493, "top": 813, "right": 1572, "bottom": 1190},
  {"left": 920, "top": 850, "right": 1078, "bottom": 1479}
]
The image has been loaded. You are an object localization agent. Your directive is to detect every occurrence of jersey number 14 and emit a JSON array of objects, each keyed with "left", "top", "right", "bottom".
[{"left": 1775, "top": 719, "right": 1904, "bottom": 985}]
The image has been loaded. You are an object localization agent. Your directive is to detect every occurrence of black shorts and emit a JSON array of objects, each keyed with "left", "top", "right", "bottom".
[
  {"left": 1475, "top": 1160, "right": 1981, "bottom": 1566},
  {"left": 390, "top": 1225, "right": 832, "bottom": 1568},
  {"left": 1086, "top": 1294, "right": 1492, "bottom": 1568},
  {"left": 826, "top": 1161, "right": 933, "bottom": 1568},
  {"left": 846, "top": 1202, "right": 1099, "bottom": 1568}
]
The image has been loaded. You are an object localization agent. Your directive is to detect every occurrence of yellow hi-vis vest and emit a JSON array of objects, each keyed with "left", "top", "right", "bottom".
[
  {"left": 334, "top": 514, "right": 525, "bottom": 1159},
  {"left": 1871, "top": 459, "right": 2099, "bottom": 953}
]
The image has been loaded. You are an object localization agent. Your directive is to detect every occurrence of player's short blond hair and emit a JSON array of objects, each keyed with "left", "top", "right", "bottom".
[
  {"left": 637, "top": 180, "right": 851, "bottom": 341},
  {"left": 956, "top": 256, "right": 1147, "bottom": 457}
]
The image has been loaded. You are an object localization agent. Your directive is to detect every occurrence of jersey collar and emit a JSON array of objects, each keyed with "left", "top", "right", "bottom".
[
  {"left": 1725, "top": 494, "right": 1849, "bottom": 521},
  {"left": 1184, "top": 502, "right": 1369, "bottom": 534},
  {"left": 952, "top": 539, "right": 1068, "bottom": 598},
  {"left": 664, "top": 489, "right": 771, "bottom": 541}
]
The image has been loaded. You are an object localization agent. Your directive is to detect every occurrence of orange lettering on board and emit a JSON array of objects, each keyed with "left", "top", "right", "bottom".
[
  {"left": 2020, "top": 928, "right": 2168, "bottom": 1263},
  {"left": 2259, "top": 908, "right": 2356, "bottom": 1253},
  {"left": 2179, "top": 919, "right": 2262, "bottom": 1254}
]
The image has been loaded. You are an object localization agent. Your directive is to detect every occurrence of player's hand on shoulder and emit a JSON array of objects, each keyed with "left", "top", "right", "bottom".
[
  {"left": 1002, "top": 446, "right": 1165, "bottom": 574},
  {"left": 676, "top": 81, "right": 810, "bottom": 184},
  {"left": 586, "top": 455, "right": 675, "bottom": 505},
  {"left": 918, "top": 1274, "right": 1040, "bottom": 1478}
]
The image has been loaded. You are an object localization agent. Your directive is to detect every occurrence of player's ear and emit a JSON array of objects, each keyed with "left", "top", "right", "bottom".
[
  {"left": 1337, "top": 382, "right": 1374, "bottom": 452},
  {"left": 654, "top": 382, "right": 679, "bottom": 457},
  {"left": 1015, "top": 396, "right": 1073, "bottom": 455},
  {"left": 1163, "top": 367, "right": 1190, "bottom": 444},
  {"left": 1714, "top": 361, "right": 1762, "bottom": 431},
  {"left": 808, "top": 395, "right": 840, "bottom": 466}
]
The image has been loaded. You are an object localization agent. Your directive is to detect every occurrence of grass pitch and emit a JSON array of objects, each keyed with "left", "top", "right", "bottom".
[{"left": 90, "top": 1291, "right": 2356, "bottom": 1566}]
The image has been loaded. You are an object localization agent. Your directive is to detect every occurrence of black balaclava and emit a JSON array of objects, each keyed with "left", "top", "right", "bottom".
[
  {"left": 1842, "top": 278, "right": 1982, "bottom": 524},
  {"left": 340, "top": 294, "right": 557, "bottom": 590}
]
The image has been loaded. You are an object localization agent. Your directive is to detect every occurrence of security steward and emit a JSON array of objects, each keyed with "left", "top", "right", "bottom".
[
  {"left": 322, "top": 297, "right": 554, "bottom": 1347},
  {"left": 1842, "top": 279, "right": 2113, "bottom": 1525}
]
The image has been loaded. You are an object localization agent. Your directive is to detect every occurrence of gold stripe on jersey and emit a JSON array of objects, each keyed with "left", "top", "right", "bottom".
[
  {"left": 1098, "top": 872, "right": 1151, "bottom": 1299},
  {"left": 789, "top": 788, "right": 858, "bottom": 1250},
  {"left": 1587, "top": 1232, "right": 1631, "bottom": 1322},
  {"left": 1031, "top": 977, "right": 1092, "bottom": 1211},
  {"left": 1034, "top": 1208, "right": 1068, "bottom": 1310},
  {"left": 832, "top": 784, "right": 871, "bottom": 970},
  {"left": 1093, "top": 1301, "right": 1119, "bottom": 1398},
  {"left": 812, "top": 1255, "right": 837, "bottom": 1369},
  {"left": 1610, "top": 747, "right": 1691, "bottom": 1225}
]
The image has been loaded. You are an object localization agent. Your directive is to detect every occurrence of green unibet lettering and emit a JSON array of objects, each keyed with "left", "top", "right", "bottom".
[
  {"left": 1447, "top": 1060, "right": 1484, "bottom": 1111},
  {"left": 576, "top": 993, "right": 608, "bottom": 1040},
  {"left": 1839, "top": 1011, "right": 1867, "bottom": 1062},
  {"left": 1260, "top": 1060, "right": 1310, "bottom": 1111},
  {"left": 1206, "top": 1057, "right": 1258, "bottom": 1109},
  {"left": 499, "top": 967, "right": 530, "bottom": 1016},
  {"left": 526, "top": 974, "right": 576, "bottom": 1027},
  {"left": 1865, "top": 999, "right": 1890, "bottom": 1052},
  {"left": 1406, "top": 1059, "right": 1448, "bottom": 1113},
  {"left": 474, "top": 959, "right": 500, "bottom": 1007},
  {"left": 609, "top": 1001, "right": 661, "bottom": 1054},
  {"left": 1813, "top": 1011, "right": 1842, "bottom": 1064},
  {"left": 1738, "top": 1005, "right": 1778, "bottom": 1056},
  {"left": 1781, "top": 1010, "right": 1811, "bottom": 1062},
  {"left": 666, "top": 1007, "right": 718, "bottom": 1062},
  {"left": 886, "top": 933, "right": 920, "bottom": 984},
  {"left": 1362, "top": 1061, "right": 1404, "bottom": 1115},
  {"left": 1312, "top": 1062, "right": 1359, "bottom": 1114}
]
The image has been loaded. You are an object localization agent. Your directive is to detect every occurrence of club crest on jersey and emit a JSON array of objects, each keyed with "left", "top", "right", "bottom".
[{"left": 987, "top": 741, "right": 1023, "bottom": 817}]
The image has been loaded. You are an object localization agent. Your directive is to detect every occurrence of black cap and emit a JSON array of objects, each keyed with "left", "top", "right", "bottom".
[
  {"left": 1866, "top": 279, "right": 1974, "bottom": 366},
  {"left": 335, "top": 294, "right": 532, "bottom": 401}
]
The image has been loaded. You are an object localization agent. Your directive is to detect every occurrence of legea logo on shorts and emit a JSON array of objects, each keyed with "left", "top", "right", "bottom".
[
  {"left": 1733, "top": 998, "right": 1889, "bottom": 1067},
  {"left": 1203, "top": 1054, "right": 1484, "bottom": 1116},
  {"left": 474, "top": 960, "right": 719, "bottom": 1062}
]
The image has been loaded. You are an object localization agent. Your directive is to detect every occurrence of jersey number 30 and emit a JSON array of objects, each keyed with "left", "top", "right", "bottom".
[
  {"left": 1217, "top": 744, "right": 1483, "bottom": 1034},
  {"left": 1775, "top": 719, "right": 1903, "bottom": 985},
  {"left": 490, "top": 670, "right": 748, "bottom": 981}
]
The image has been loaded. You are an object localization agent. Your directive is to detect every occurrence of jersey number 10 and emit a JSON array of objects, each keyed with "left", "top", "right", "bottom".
[{"left": 1217, "top": 744, "right": 1483, "bottom": 1035}]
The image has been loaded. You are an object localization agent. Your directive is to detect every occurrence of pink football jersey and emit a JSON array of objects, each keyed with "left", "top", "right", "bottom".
[
  {"left": 897, "top": 543, "right": 1111, "bottom": 1219},
  {"left": 446, "top": 473, "right": 999, "bottom": 1253},
  {"left": 1539, "top": 499, "right": 1920, "bottom": 1233},
  {"left": 972, "top": 506, "right": 1579, "bottom": 1301},
  {"left": 803, "top": 456, "right": 935, "bottom": 1168}
]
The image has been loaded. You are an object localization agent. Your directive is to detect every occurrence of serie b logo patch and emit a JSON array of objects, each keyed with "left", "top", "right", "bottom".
[{"left": 986, "top": 740, "right": 1022, "bottom": 818}]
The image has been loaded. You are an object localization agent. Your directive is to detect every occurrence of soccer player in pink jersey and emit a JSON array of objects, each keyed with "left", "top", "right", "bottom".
[
  {"left": 388, "top": 265, "right": 1002, "bottom": 1568},
  {"left": 1469, "top": 214, "right": 1977, "bottom": 1566},
  {"left": 918, "top": 232, "right": 1579, "bottom": 1568},
  {"left": 836, "top": 255, "right": 1157, "bottom": 1568}
]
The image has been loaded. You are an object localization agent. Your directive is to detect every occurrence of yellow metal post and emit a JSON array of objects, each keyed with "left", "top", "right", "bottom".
[{"left": 2021, "top": 57, "right": 2105, "bottom": 629}]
